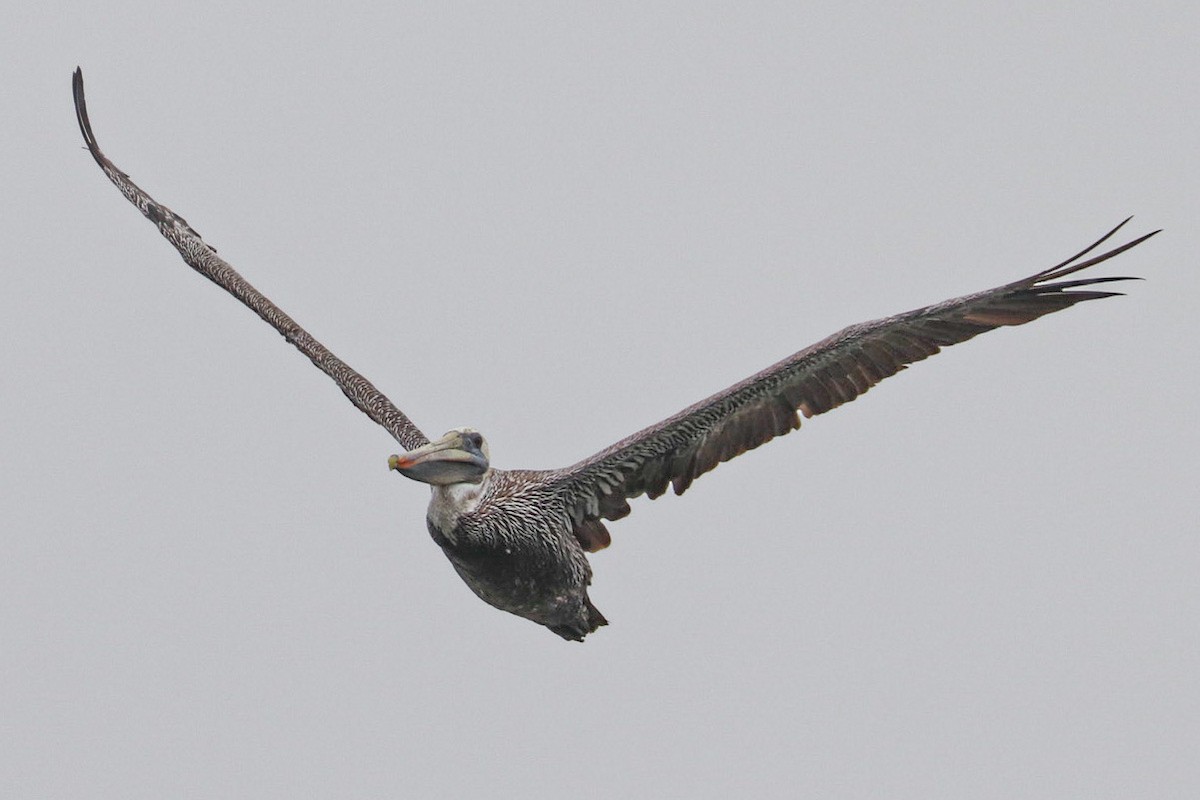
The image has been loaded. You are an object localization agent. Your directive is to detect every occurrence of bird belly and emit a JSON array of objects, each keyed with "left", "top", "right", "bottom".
[{"left": 427, "top": 518, "right": 602, "bottom": 639}]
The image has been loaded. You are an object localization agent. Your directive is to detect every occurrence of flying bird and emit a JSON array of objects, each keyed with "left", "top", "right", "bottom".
[{"left": 73, "top": 68, "right": 1158, "bottom": 641}]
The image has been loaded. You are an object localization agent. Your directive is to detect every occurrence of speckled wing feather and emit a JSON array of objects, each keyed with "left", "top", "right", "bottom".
[
  {"left": 549, "top": 219, "right": 1157, "bottom": 544},
  {"left": 72, "top": 69, "right": 429, "bottom": 452}
]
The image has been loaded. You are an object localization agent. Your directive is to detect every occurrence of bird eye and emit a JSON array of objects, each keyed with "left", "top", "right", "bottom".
[{"left": 470, "top": 433, "right": 483, "bottom": 449}]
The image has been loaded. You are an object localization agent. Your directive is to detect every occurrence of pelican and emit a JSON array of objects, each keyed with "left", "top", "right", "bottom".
[{"left": 73, "top": 69, "right": 1158, "bottom": 641}]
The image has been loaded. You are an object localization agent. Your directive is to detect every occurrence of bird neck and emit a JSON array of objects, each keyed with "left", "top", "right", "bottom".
[{"left": 427, "top": 472, "right": 490, "bottom": 537}]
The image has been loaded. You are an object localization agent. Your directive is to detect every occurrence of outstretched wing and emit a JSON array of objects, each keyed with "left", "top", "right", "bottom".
[
  {"left": 72, "top": 69, "right": 429, "bottom": 451},
  {"left": 548, "top": 219, "right": 1158, "bottom": 550}
]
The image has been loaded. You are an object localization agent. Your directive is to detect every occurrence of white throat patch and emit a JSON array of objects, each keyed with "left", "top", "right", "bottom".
[{"left": 427, "top": 478, "right": 486, "bottom": 543}]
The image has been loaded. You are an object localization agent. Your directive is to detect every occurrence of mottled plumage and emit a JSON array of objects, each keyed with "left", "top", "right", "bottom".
[
  {"left": 425, "top": 469, "right": 606, "bottom": 640},
  {"left": 74, "top": 69, "right": 1158, "bottom": 641}
]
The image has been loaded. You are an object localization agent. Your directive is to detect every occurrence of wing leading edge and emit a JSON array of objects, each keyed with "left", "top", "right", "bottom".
[{"left": 73, "top": 68, "right": 430, "bottom": 451}]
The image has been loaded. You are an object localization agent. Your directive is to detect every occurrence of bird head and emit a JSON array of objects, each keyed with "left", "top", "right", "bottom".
[{"left": 388, "top": 428, "right": 490, "bottom": 485}]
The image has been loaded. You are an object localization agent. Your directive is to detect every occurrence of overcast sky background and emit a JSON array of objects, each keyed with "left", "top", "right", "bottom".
[{"left": 3, "top": 2, "right": 1197, "bottom": 797}]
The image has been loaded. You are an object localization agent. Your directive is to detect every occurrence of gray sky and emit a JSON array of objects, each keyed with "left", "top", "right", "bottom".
[{"left": 3, "top": 2, "right": 1198, "bottom": 797}]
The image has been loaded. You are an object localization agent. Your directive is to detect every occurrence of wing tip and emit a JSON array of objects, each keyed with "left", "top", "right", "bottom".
[
  {"left": 72, "top": 66, "right": 102, "bottom": 158},
  {"left": 1029, "top": 220, "right": 1160, "bottom": 287}
]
